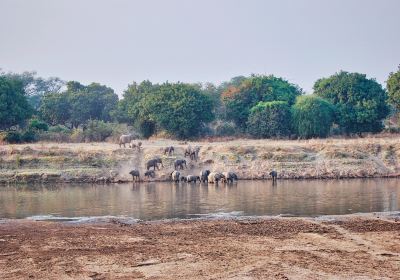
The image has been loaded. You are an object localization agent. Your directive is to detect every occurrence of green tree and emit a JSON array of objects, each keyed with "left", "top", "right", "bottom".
[
  {"left": 247, "top": 101, "right": 291, "bottom": 138},
  {"left": 291, "top": 95, "right": 335, "bottom": 139},
  {"left": 39, "top": 93, "right": 72, "bottom": 126},
  {"left": 222, "top": 75, "right": 302, "bottom": 130},
  {"left": 144, "top": 83, "right": 214, "bottom": 139},
  {"left": 314, "top": 71, "right": 389, "bottom": 134},
  {"left": 387, "top": 66, "right": 400, "bottom": 112},
  {"left": 0, "top": 76, "right": 32, "bottom": 130}
]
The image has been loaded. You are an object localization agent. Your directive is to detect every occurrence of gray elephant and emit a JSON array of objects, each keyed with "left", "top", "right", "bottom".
[
  {"left": 200, "top": 170, "right": 210, "bottom": 182},
  {"left": 270, "top": 170, "right": 278, "bottom": 181},
  {"left": 131, "top": 141, "right": 142, "bottom": 151},
  {"left": 222, "top": 172, "right": 238, "bottom": 183},
  {"left": 184, "top": 145, "right": 192, "bottom": 158},
  {"left": 208, "top": 172, "right": 225, "bottom": 184},
  {"left": 174, "top": 159, "right": 187, "bottom": 170},
  {"left": 144, "top": 170, "right": 155, "bottom": 179},
  {"left": 119, "top": 134, "right": 133, "bottom": 148},
  {"left": 129, "top": 169, "right": 140, "bottom": 181},
  {"left": 164, "top": 146, "right": 174, "bottom": 156},
  {"left": 146, "top": 158, "right": 163, "bottom": 170},
  {"left": 170, "top": 170, "right": 181, "bottom": 182},
  {"left": 186, "top": 175, "right": 200, "bottom": 183},
  {"left": 180, "top": 176, "right": 187, "bottom": 182}
]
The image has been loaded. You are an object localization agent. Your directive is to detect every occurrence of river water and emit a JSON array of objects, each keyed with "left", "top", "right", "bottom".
[{"left": 0, "top": 179, "right": 399, "bottom": 221}]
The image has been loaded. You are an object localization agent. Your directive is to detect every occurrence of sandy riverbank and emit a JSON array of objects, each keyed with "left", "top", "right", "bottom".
[
  {"left": 0, "top": 214, "right": 400, "bottom": 279},
  {"left": 1, "top": 137, "right": 400, "bottom": 183}
]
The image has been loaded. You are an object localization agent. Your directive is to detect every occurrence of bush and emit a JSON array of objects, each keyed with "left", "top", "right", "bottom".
[
  {"left": 29, "top": 119, "right": 49, "bottom": 131},
  {"left": 291, "top": 95, "right": 335, "bottom": 139},
  {"left": 37, "top": 125, "right": 72, "bottom": 142},
  {"left": 4, "top": 131, "right": 22, "bottom": 144},
  {"left": 83, "top": 120, "right": 113, "bottom": 142},
  {"left": 247, "top": 101, "right": 291, "bottom": 138},
  {"left": 21, "top": 129, "right": 37, "bottom": 142}
]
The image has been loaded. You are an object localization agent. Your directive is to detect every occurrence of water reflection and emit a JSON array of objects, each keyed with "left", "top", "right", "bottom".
[{"left": 0, "top": 179, "right": 399, "bottom": 220}]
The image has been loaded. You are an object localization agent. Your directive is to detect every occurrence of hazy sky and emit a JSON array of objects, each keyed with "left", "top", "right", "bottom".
[{"left": 1, "top": 0, "right": 399, "bottom": 95}]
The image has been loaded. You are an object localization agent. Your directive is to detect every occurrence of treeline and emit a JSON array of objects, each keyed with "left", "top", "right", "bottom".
[{"left": 1, "top": 66, "right": 400, "bottom": 142}]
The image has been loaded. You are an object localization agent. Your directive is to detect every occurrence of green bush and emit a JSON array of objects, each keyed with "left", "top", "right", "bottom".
[
  {"left": 291, "top": 95, "right": 335, "bottom": 139},
  {"left": 83, "top": 120, "right": 113, "bottom": 142},
  {"left": 247, "top": 101, "right": 291, "bottom": 138},
  {"left": 29, "top": 119, "right": 49, "bottom": 131},
  {"left": 21, "top": 129, "right": 37, "bottom": 142},
  {"left": 4, "top": 131, "right": 22, "bottom": 143}
]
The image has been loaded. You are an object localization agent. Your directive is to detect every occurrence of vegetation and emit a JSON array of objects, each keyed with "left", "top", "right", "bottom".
[
  {"left": 247, "top": 101, "right": 291, "bottom": 138},
  {"left": 314, "top": 71, "right": 389, "bottom": 135},
  {"left": 292, "top": 95, "right": 335, "bottom": 139},
  {"left": 0, "top": 67, "right": 398, "bottom": 143}
]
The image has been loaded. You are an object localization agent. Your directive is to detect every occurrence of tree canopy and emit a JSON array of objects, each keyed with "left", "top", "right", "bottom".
[
  {"left": 314, "top": 71, "right": 389, "bottom": 134},
  {"left": 291, "top": 95, "right": 335, "bottom": 139},
  {"left": 387, "top": 66, "right": 400, "bottom": 112},
  {"left": 0, "top": 75, "right": 33, "bottom": 130},
  {"left": 222, "top": 75, "right": 302, "bottom": 130}
]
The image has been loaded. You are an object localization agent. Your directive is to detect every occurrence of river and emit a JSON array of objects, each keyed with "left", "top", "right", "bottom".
[{"left": 0, "top": 178, "right": 399, "bottom": 221}]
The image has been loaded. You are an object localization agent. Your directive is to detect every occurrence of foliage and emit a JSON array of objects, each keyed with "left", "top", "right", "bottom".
[
  {"left": 0, "top": 75, "right": 33, "bottom": 130},
  {"left": 222, "top": 75, "right": 302, "bottom": 130},
  {"left": 247, "top": 101, "right": 291, "bottom": 138},
  {"left": 314, "top": 71, "right": 389, "bottom": 134},
  {"left": 291, "top": 95, "right": 336, "bottom": 139},
  {"left": 4, "top": 131, "right": 22, "bottom": 143},
  {"left": 29, "top": 119, "right": 49, "bottom": 131},
  {"left": 387, "top": 66, "right": 400, "bottom": 111},
  {"left": 214, "top": 121, "right": 237, "bottom": 137},
  {"left": 39, "top": 81, "right": 118, "bottom": 128},
  {"left": 82, "top": 120, "right": 114, "bottom": 142}
]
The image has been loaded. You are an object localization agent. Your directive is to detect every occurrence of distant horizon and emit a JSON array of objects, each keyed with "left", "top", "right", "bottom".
[{"left": 1, "top": 0, "right": 399, "bottom": 96}]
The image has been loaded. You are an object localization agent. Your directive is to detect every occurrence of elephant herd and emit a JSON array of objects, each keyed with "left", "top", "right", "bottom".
[{"left": 127, "top": 142, "right": 278, "bottom": 183}]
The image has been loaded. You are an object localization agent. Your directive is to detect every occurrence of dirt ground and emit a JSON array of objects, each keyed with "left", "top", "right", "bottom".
[{"left": 1, "top": 216, "right": 400, "bottom": 279}]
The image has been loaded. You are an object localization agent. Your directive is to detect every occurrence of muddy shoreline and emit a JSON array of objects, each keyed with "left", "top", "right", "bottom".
[{"left": 1, "top": 214, "right": 400, "bottom": 279}]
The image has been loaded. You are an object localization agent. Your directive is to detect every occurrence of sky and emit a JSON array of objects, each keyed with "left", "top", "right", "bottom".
[{"left": 0, "top": 0, "right": 399, "bottom": 96}]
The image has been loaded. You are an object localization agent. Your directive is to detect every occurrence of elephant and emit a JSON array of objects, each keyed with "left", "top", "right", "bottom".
[
  {"left": 164, "top": 146, "right": 174, "bottom": 156},
  {"left": 146, "top": 158, "right": 163, "bottom": 170},
  {"left": 174, "top": 159, "right": 187, "bottom": 170},
  {"left": 207, "top": 172, "right": 225, "bottom": 184},
  {"left": 200, "top": 170, "right": 210, "bottom": 182},
  {"left": 186, "top": 175, "right": 200, "bottom": 183},
  {"left": 119, "top": 134, "right": 134, "bottom": 148},
  {"left": 189, "top": 146, "right": 200, "bottom": 161},
  {"left": 270, "top": 170, "right": 278, "bottom": 181},
  {"left": 144, "top": 170, "right": 155, "bottom": 179},
  {"left": 170, "top": 170, "right": 181, "bottom": 182},
  {"left": 129, "top": 169, "right": 140, "bottom": 181},
  {"left": 180, "top": 176, "right": 187, "bottom": 182},
  {"left": 184, "top": 145, "right": 192, "bottom": 158},
  {"left": 222, "top": 172, "right": 238, "bottom": 183},
  {"left": 131, "top": 141, "right": 142, "bottom": 151}
]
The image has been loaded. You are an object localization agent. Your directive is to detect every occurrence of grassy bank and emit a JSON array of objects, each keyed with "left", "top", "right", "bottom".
[{"left": 1, "top": 136, "right": 400, "bottom": 184}]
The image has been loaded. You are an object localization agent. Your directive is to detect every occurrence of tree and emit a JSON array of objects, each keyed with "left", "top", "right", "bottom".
[
  {"left": 387, "top": 66, "right": 400, "bottom": 112},
  {"left": 291, "top": 95, "right": 335, "bottom": 138},
  {"left": 0, "top": 75, "right": 32, "bottom": 130},
  {"left": 144, "top": 83, "right": 214, "bottom": 139},
  {"left": 314, "top": 71, "right": 389, "bottom": 134},
  {"left": 247, "top": 101, "right": 291, "bottom": 138},
  {"left": 222, "top": 75, "right": 302, "bottom": 130},
  {"left": 39, "top": 93, "right": 72, "bottom": 126}
]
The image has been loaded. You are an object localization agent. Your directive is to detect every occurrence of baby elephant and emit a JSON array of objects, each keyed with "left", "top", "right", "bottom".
[
  {"left": 170, "top": 170, "right": 181, "bottom": 182},
  {"left": 222, "top": 172, "right": 238, "bottom": 183},
  {"left": 180, "top": 176, "right": 187, "bottom": 182},
  {"left": 270, "top": 170, "right": 278, "bottom": 181},
  {"left": 144, "top": 170, "right": 155, "bottom": 179},
  {"left": 174, "top": 159, "right": 187, "bottom": 170},
  {"left": 129, "top": 169, "right": 140, "bottom": 181},
  {"left": 186, "top": 175, "right": 201, "bottom": 183},
  {"left": 163, "top": 146, "right": 174, "bottom": 156}
]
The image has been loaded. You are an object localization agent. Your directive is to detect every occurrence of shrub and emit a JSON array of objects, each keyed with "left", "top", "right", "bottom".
[
  {"left": 291, "top": 95, "right": 335, "bottom": 138},
  {"left": 247, "top": 101, "right": 291, "bottom": 138},
  {"left": 29, "top": 119, "right": 49, "bottom": 131},
  {"left": 83, "top": 120, "right": 113, "bottom": 142},
  {"left": 214, "top": 121, "right": 236, "bottom": 136},
  {"left": 21, "top": 129, "right": 37, "bottom": 142},
  {"left": 4, "top": 131, "right": 22, "bottom": 144}
]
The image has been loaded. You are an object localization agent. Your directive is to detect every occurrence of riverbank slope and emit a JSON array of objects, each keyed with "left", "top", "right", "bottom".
[
  {"left": 1, "top": 214, "right": 400, "bottom": 279},
  {"left": 1, "top": 137, "right": 400, "bottom": 183}
]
